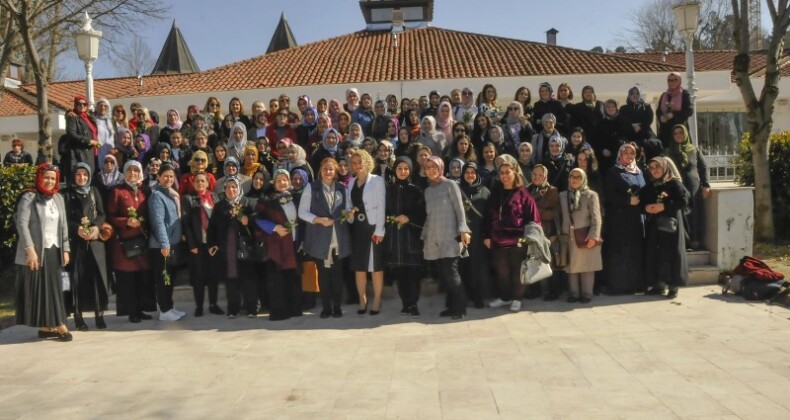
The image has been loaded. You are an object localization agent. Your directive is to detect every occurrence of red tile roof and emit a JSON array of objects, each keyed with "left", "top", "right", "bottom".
[
  {"left": 140, "top": 27, "right": 683, "bottom": 96},
  {"left": 615, "top": 50, "right": 790, "bottom": 75},
  {"left": 19, "top": 73, "right": 192, "bottom": 110},
  {"left": 0, "top": 89, "right": 38, "bottom": 117}
]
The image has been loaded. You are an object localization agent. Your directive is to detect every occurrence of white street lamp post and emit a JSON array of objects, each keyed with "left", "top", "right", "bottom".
[
  {"left": 74, "top": 12, "right": 102, "bottom": 111},
  {"left": 673, "top": 1, "right": 701, "bottom": 147}
]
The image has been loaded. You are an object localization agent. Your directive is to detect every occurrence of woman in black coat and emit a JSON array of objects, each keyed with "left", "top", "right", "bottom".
[
  {"left": 458, "top": 162, "right": 491, "bottom": 308},
  {"left": 62, "top": 162, "right": 109, "bottom": 331},
  {"left": 656, "top": 73, "right": 693, "bottom": 149},
  {"left": 666, "top": 124, "right": 710, "bottom": 250},
  {"left": 182, "top": 172, "right": 223, "bottom": 316},
  {"left": 62, "top": 96, "right": 98, "bottom": 182},
  {"left": 542, "top": 137, "right": 573, "bottom": 192},
  {"left": 384, "top": 156, "right": 427, "bottom": 316},
  {"left": 567, "top": 85, "right": 605, "bottom": 137},
  {"left": 594, "top": 100, "right": 624, "bottom": 174},
  {"left": 619, "top": 86, "right": 655, "bottom": 146},
  {"left": 532, "top": 82, "right": 569, "bottom": 136},
  {"left": 641, "top": 157, "right": 691, "bottom": 298}
]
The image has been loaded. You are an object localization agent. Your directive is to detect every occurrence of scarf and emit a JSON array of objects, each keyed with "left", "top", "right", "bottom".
[
  {"left": 568, "top": 168, "right": 589, "bottom": 212},
  {"left": 73, "top": 96, "right": 97, "bottom": 141},
  {"left": 322, "top": 128, "right": 340, "bottom": 153},
  {"left": 223, "top": 177, "right": 243, "bottom": 205},
  {"left": 157, "top": 182, "right": 181, "bottom": 219},
  {"left": 227, "top": 121, "right": 248, "bottom": 158},
  {"left": 604, "top": 99, "right": 619, "bottom": 120},
  {"left": 166, "top": 108, "right": 183, "bottom": 131},
  {"left": 615, "top": 144, "right": 641, "bottom": 175},
  {"left": 272, "top": 169, "right": 294, "bottom": 204},
  {"left": 95, "top": 98, "right": 114, "bottom": 149},
  {"left": 460, "top": 161, "right": 482, "bottom": 194},
  {"left": 72, "top": 162, "right": 93, "bottom": 196},
  {"left": 101, "top": 155, "right": 122, "bottom": 187},
  {"left": 436, "top": 102, "right": 453, "bottom": 129},
  {"left": 668, "top": 124, "right": 696, "bottom": 167},
  {"left": 35, "top": 163, "right": 60, "bottom": 196},
  {"left": 134, "top": 133, "right": 151, "bottom": 163},
  {"left": 661, "top": 72, "right": 684, "bottom": 113},
  {"left": 242, "top": 145, "right": 262, "bottom": 176},
  {"left": 549, "top": 136, "right": 567, "bottom": 161},
  {"left": 224, "top": 156, "right": 241, "bottom": 177},
  {"left": 425, "top": 156, "right": 446, "bottom": 183},
  {"left": 627, "top": 86, "right": 644, "bottom": 107},
  {"left": 196, "top": 188, "right": 214, "bottom": 232},
  {"left": 123, "top": 160, "right": 143, "bottom": 195},
  {"left": 301, "top": 107, "right": 318, "bottom": 129},
  {"left": 528, "top": 164, "right": 551, "bottom": 196},
  {"left": 291, "top": 168, "right": 309, "bottom": 192}
]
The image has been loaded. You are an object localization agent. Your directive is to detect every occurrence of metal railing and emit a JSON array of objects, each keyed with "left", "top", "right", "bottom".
[{"left": 701, "top": 147, "right": 738, "bottom": 182}]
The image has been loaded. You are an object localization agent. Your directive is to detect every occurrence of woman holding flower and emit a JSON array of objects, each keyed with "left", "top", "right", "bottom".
[
  {"left": 458, "top": 161, "right": 491, "bottom": 309},
  {"left": 255, "top": 170, "right": 303, "bottom": 321},
  {"left": 640, "top": 157, "right": 690, "bottom": 299},
  {"left": 62, "top": 162, "right": 110, "bottom": 330},
  {"left": 603, "top": 143, "right": 646, "bottom": 294},
  {"left": 148, "top": 164, "right": 185, "bottom": 321},
  {"left": 107, "top": 160, "right": 155, "bottom": 323},
  {"left": 207, "top": 177, "right": 257, "bottom": 319},
  {"left": 346, "top": 149, "right": 387, "bottom": 315}
]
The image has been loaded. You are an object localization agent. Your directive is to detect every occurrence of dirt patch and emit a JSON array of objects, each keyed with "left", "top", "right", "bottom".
[{"left": 753, "top": 241, "right": 790, "bottom": 279}]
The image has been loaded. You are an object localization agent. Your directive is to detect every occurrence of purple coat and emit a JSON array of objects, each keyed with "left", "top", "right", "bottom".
[{"left": 485, "top": 186, "right": 541, "bottom": 248}]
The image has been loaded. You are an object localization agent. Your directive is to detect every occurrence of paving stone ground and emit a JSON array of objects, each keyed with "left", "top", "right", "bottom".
[{"left": 1, "top": 284, "right": 790, "bottom": 420}]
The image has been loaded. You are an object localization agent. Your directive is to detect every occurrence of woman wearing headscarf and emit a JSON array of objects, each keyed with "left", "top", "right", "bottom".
[
  {"left": 422, "top": 156, "right": 471, "bottom": 320},
  {"left": 559, "top": 168, "right": 603, "bottom": 303},
  {"left": 226, "top": 121, "right": 248, "bottom": 162},
  {"left": 111, "top": 128, "right": 135, "bottom": 169},
  {"left": 483, "top": 156, "right": 540, "bottom": 312},
  {"left": 352, "top": 93, "right": 375, "bottom": 135},
  {"left": 328, "top": 99, "right": 343, "bottom": 127},
  {"left": 517, "top": 142, "right": 535, "bottom": 178},
  {"left": 567, "top": 86, "right": 605, "bottom": 138},
  {"left": 488, "top": 125, "right": 517, "bottom": 159},
  {"left": 214, "top": 157, "right": 252, "bottom": 195},
  {"left": 370, "top": 100, "right": 392, "bottom": 141},
  {"left": 603, "top": 143, "right": 646, "bottom": 294},
  {"left": 297, "top": 107, "right": 319, "bottom": 149},
  {"left": 207, "top": 177, "right": 257, "bottom": 318},
  {"left": 594, "top": 99, "right": 624, "bottom": 174},
  {"left": 182, "top": 172, "right": 223, "bottom": 317},
  {"left": 501, "top": 101, "right": 534, "bottom": 151},
  {"left": 309, "top": 128, "right": 342, "bottom": 174},
  {"left": 179, "top": 150, "right": 217, "bottom": 195},
  {"left": 62, "top": 95, "right": 98, "bottom": 182},
  {"left": 345, "top": 149, "right": 387, "bottom": 315},
  {"left": 96, "top": 154, "right": 123, "bottom": 198},
  {"left": 372, "top": 140, "right": 395, "bottom": 183},
  {"left": 383, "top": 156, "right": 426, "bottom": 316},
  {"left": 241, "top": 144, "right": 263, "bottom": 178},
  {"left": 618, "top": 87, "right": 655, "bottom": 148},
  {"left": 158, "top": 109, "right": 183, "bottom": 146},
  {"left": 147, "top": 163, "right": 185, "bottom": 321},
  {"left": 414, "top": 115, "right": 447, "bottom": 157},
  {"left": 15, "top": 164, "right": 72, "bottom": 341},
  {"left": 458, "top": 161, "right": 491, "bottom": 308},
  {"left": 454, "top": 87, "right": 479, "bottom": 127},
  {"left": 542, "top": 135, "right": 572, "bottom": 192},
  {"left": 435, "top": 101, "right": 455, "bottom": 141},
  {"left": 94, "top": 98, "right": 115, "bottom": 165},
  {"left": 255, "top": 170, "right": 304, "bottom": 321},
  {"left": 532, "top": 82, "right": 569, "bottom": 136},
  {"left": 299, "top": 158, "right": 353, "bottom": 318},
  {"left": 144, "top": 158, "right": 161, "bottom": 191},
  {"left": 307, "top": 115, "right": 333, "bottom": 155},
  {"left": 530, "top": 113, "right": 562, "bottom": 164},
  {"left": 107, "top": 160, "right": 155, "bottom": 323},
  {"left": 62, "top": 162, "right": 109, "bottom": 330},
  {"left": 641, "top": 157, "right": 690, "bottom": 298},
  {"left": 656, "top": 72, "right": 693, "bottom": 149},
  {"left": 666, "top": 124, "right": 710, "bottom": 250},
  {"left": 133, "top": 133, "right": 151, "bottom": 164},
  {"left": 528, "top": 164, "right": 562, "bottom": 300},
  {"left": 246, "top": 169, "right": 270, "bottom": 200},
  {"left": 147, "top": 142, "right": 178, "bottom": 175},
  {"left": 344, "top": 88, "right": 360, "bottom": 114},
  {"left": 287, "top": 144, "right": 314, "bottom": 182}
]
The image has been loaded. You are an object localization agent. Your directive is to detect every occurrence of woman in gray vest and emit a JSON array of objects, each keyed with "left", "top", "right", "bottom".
[{"left": 299, "top": 157, "right": 353, "bottom": 318}]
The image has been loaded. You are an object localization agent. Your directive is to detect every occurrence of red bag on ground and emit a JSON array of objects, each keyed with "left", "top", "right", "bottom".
[{"left": 732, "top": 256, "right": 785, "bottom": 282}]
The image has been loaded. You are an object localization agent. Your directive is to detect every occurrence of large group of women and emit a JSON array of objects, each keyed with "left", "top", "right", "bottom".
[{"left": 12, "top": 73, "right": 712, "bottom": 341}]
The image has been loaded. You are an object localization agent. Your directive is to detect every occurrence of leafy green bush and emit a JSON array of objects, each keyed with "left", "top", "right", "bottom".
[
  {"left": 735, "top": 131, "right": 790, "bottom": 238},
  {"left": 0, "top": 165, "right": 36, "bottom": 260}
]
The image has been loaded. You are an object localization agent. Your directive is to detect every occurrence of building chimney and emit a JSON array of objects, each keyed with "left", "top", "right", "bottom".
[{"left": 546, "top": 28, "right": 559, "bottom": 46}]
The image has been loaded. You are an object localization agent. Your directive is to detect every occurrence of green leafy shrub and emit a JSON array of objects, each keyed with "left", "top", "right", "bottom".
[
  {"left": 0, "top": 165, "right": 36, "bottom": 260},
  {"left": 735, "top": 131, "right": 790, "bottom": 238}
]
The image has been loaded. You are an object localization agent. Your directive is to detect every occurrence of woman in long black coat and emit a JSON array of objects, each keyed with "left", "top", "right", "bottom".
[
  {"left": 619, "top": 86, "right": 655, "bottom": 146},
  {"left": 604, "top": 144, "right": 646, "bottom": 294},
  {"left": 666, "top": 125, "right": 710, "bottom": 250},
  {"left": 594, "top": 100, "right": 624, "bottom": 175},
  {"left": 640, "top": 157, "right": 691, "bottom": 298},
  {"left": 384, "top": 156, "right": 426, "bottom": 316},
  {"left": 458, "top": 162, "right": 491, "bottom": 308},
  {"left": 62, "top": 163, "right": 109, "bottom": 330},
  {"left": 62, "top": 96, "right": 98, "bottom": 182},
  {"left": 656, "top": 72, "right": 693, "bottom": 149}
]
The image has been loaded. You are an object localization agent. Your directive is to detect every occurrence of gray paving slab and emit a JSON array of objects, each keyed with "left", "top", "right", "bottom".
[{"left": 1, "top": 285, "right": 789, "bottom": 419}]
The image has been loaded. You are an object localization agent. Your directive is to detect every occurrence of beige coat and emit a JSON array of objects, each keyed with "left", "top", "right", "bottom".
[{"left": 559, "top": 189, "right": 602, "bottom": 274}]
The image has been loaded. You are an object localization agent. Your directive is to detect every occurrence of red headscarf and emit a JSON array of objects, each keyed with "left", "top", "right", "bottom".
[
  {"left": 35, "top": 163, "right": 60, "bottom": 196},
  {"left": 73, "top": 95, "right": 98, "bottom": 140}
]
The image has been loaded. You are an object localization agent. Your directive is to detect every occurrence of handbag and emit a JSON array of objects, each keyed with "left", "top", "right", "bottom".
[
  {"left": 572, "top": 226, "right": 590, "bottom": 247},
  {"left": 655, "top": 215, "right": 678, "bottom": 233},
  {"left": 252, "top": 238, "right": 268, "bottom": 262},
  {"left": 120, "top": 235, "right": 148, "bottom": 258},
  {"left": 237, "top": 235, "right": 253, "bottom": 261},
  {"left": 520, "top": 257, "right": 553, "bottom": 285},
  {"left": 301, "top": 260, "right": 319, "bottom": 292}
]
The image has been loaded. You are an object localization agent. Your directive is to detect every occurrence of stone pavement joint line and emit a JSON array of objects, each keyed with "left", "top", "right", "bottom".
[{"left": 1, "top": 285, "right": 789, "bottom": 419}]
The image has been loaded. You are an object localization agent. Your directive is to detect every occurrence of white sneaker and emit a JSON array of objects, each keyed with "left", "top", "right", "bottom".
[
  {"left": 172, "top": 308, "right": 186, "bottom": 317},
  {"left": 489, "top": 298, "right": 512, "bottom": 308},
  {"left": 509, "top": 300, "right": 522, "bottom": 312},
  {"left": 159, "top": 309, "right": 183, "bottom": 321}
]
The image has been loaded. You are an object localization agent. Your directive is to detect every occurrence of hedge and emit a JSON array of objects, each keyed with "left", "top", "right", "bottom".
[
  {"left": 735, "top": 131, "right": 790, "bottom": 238},
  {"left": 0, "top": 165, "right": 36, "bottom": 260}
]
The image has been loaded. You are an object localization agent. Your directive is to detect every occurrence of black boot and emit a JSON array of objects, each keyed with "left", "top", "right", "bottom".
[
  {"left": 74, "top": 314, "right": 89, "bottom": 331},
  {"left": 95, "top": 312, "right": 107, "bottom": 329}
]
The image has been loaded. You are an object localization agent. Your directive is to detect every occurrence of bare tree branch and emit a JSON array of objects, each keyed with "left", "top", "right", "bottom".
[{"left": 111, "top": 35, "right": 156, "bottom": 77}]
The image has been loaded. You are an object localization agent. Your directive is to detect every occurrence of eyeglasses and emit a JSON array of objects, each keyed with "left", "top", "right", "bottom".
[
  {"left": 667, "top": 78, "right": 678, "bottom": 82},
  {"left": 194, "top": 158, "right": 206, "bottom": 162},
  {"left": 136, "top": 113, "right": 145, "bottom": 117},
  {"left": 114, "top": 109, "right": 125, "bottom": 114},
  {"left": 462, "top": 91, "right": 472, "bottom": 96}
]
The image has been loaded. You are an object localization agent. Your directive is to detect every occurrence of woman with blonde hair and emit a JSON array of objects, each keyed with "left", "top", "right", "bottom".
[
  {"left": 179, "top": 150, "right": 217, "bottom": 195},
  {"left": 203, "top": 96, "right": 224, "bottom": 134}
]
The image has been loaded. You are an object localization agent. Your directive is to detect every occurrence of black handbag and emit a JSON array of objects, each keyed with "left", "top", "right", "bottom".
[
  {"left": 120, "top": 236, "right": 148, "bottom": 258},
  {"left": 655, "top": 215, "right": 678, "bottom": 233},
  {"left": 166, "top": 243, "right": 187, "bottom": 268},
  {"left": 237, "top": 235, "right": 253, "bottom": 261}
]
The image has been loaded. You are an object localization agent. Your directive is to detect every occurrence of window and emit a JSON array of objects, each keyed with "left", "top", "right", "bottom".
[{"left": 697, "top": 112, "right": 747, "bottom": 154}]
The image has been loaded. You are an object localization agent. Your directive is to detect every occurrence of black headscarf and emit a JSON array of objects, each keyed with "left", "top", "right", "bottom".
[
  {"left": 392, "top": 156, "right": 413, "bottom": 185},
  {"left": 460, "top": 161, "right": 482, "bottom": 194}
]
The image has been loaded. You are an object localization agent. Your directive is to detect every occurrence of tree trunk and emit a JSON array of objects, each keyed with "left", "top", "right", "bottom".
[
  {"left": 750, "top": 129, "right": 775, "bottom": 241},
  {"left": 17, "top": 1, "right": 52, "bottom": 163}
]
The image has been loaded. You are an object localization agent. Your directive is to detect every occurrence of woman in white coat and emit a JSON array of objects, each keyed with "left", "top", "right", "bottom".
[{"left": 346, "top": 149, "right": 387, "bottom": 315}]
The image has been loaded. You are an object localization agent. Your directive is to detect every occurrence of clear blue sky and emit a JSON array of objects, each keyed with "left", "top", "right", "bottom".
[{"left": 60, "top": 0, "right": 774, "bottom": 80}]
